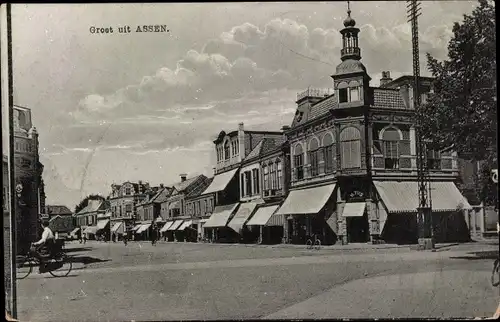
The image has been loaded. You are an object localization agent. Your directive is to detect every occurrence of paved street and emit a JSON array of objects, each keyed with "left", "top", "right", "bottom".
[{"left": 17, "top": 240, "right": 499, "bottom": 321}]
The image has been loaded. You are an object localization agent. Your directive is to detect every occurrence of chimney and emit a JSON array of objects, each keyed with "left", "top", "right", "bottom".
[
  {"left": 213, "top": 167, "right": 217, "bottom": 175},
  {"left": 180, "top": 174, "right": 187, "bottom": 182},
  {"left": 380, "top": 71, "right": 393, "bottom": 87},
  {"left": 160, "top": 183, "right": 164, "bottom": 188},
  {"left": 238, "top": 122, "right": 244, "bottom": 131}
]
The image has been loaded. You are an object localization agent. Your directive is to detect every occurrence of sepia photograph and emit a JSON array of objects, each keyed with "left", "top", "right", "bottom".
[{"left": 2, "top": 1, "right": 499, "bottom": 320}]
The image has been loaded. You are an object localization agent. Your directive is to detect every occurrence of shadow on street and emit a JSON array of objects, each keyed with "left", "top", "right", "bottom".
[
  {"left": 64, "top": 247, "right": 93, "bottom": 253},
  {"left": 450, "top": 250, "right": 499, "bottom": 260},
  {"left": 67, "top": 256, "right": 111, "bottom": 265}
]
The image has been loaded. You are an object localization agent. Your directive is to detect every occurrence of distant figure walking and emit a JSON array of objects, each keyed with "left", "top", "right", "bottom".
[{"left": 151, "top": 226, "right": 157, "bottom": 246}]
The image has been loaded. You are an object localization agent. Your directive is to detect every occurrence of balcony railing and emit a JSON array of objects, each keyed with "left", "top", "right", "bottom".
[
  {"left": 341, "top": 47, "right": 361, "bottom": 57},
  {"left": 297, "top": 88, "right": 334, "bottom": 101}
]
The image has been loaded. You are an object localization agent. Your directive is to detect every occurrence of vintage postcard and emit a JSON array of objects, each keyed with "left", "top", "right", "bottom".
[{"left": 2, "top": 1, "right": 498, "bottom": 321}]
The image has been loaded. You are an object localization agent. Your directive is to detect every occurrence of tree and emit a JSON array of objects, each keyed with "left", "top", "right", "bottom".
[
  {"left": 420, "top": 0, "right": 497, "bottom": 205},
  {"left": 74, "top": 194, "right": 105, "bottom": 214}
]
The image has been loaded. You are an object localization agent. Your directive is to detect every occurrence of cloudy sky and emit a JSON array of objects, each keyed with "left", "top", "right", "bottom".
[{"left": 9, "top": 1, "right": 478, "bottom": 208}]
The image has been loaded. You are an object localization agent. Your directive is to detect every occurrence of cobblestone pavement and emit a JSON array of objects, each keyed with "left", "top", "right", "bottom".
[{"left": 16, "top": 241, "right": 499, "bottom": 321}]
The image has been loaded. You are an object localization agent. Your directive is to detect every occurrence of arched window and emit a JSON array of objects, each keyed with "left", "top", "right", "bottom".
[
  {"left": 308, "top": 138, "right": 320, "bottom": 177},
  {"left": 322, "top": 132, "right": 335, "bottom": 174},
  {"left": 340, "top": 127, "right": 361, "bottom": 169},
  {"left": 382, "top": 127, "right": 401, "bottom": 169},
  {"left": 294, "top": 143, "right": 304, "bottom": 181},
  {"left": 224, "top": 140, "right": 230, "bottom": 160},
  {"left": 276, "top": 159, "right": 283, "bottom": 190}
]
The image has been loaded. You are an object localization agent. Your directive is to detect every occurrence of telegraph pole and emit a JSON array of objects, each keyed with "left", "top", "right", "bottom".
[{"left": 407, "top": 0, "right": 434, "bottom": 250}]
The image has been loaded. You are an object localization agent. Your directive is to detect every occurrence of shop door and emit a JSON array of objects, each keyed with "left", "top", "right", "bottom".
[{"left": 347, "top": 213, "right": 370, "bottom": 243}]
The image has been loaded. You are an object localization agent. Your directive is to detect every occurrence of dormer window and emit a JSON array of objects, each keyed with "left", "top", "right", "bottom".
[{"left": 295, "top": 111, "right": 304, "bottom": 122}]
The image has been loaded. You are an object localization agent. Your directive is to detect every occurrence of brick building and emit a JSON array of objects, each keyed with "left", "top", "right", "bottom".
[
  {"left": 12, "top": 105, "right": 46, "bottom": 254},
  {"left": 108, "top": 181, "right": 151, "bottom": 233},
  {"left": 202, "top": 123, "right": 284, "bottom": 242},
  {"left": 275, "top": 8, "right": 471, "bottom": 245}
]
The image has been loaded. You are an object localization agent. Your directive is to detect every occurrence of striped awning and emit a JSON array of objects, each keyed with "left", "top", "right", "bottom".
[
  {"left": 342, "top": 202, "right": 366, "bottom": 217},
  {"left": 202, "top": 169, "right": 238, "bottom": 195},
  {"left": 178, "top": 220, "right": 193, "bottom": 231},
  {"left": 160, "top": 221, "right": 174, "bottom": 232},
  {"left": 275, "top": 184, "right": 336, "bottom": 215},
  {"left": 266, "top": 213, "right": 285, "bottom": 227},
  {"left": 83, "top": 226, "right": 98, "bottom": 234},
  {"left": 97, "top": 219, "right": 110, "bottom": 230},
  {"left": 203, "top": 203, "right": 239, "bottom": 228},
  {"left": 132, "top": 224, "right": 142, "bottom": 231},
  {"left": 136, "top": 224, "right": 151, "bottom": 234},
  {"left": 70, "top": 227, "right": 80, "bottom": 235},
  {"left": 111, "top": 222, "right": 123, "bottom": 233},
  {"left": 167, "top": 220, "right": 184, "bottom": 231},
  {"left": 227, "top": 202, "right": 260, "bottom": 232},
  {"left": 246, "top": 204, "right": 279, "bottom": 226},
  {"left": 374, "top": 181, "right": 472, "bottom": 213}
]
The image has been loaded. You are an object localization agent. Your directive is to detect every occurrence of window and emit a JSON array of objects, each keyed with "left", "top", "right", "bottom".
[
  {"left": 349, "top": 87, "right": 360, "bottom": 101},
  {"left": 308, "top": 139, "right": 320, "bottom": 177},
  {"left": 427, "top": 149, "right": 441, "bottom": 170},
  {"left": 252, "top": 168, "right": 260, "bottom": 194},
  {"left": 277, "top": 161, "right": 283, "bottom": 190},
  {"left": 340, "top": 127, "right": 361, "bottom": 169},
  {"left": 245, "top": 171, "right": 252, "bottom": 196},
  {"left": 125, "top": 204, "right": 132, "bottom": 213},
  {"left": 240, "top": 173, "right": 245, "bottom": 197},
  {"left": 235, "top": 139, "right": 239, "bottom": 154},
  {"left": 322, "top": 133, "right": 335, "bottom": 174},
  {"left": 339, "top": 88, "right": 348, "bottom": 103},
  {"left": 263, "top": 165, "right": 269, "bottom": 191},
  {"left": 197, "top": 201, "right": 201, "bottom": 215},
  {"left": 204, "top": 200, "right": 208, "bottom": 214},
  {"left": 270, "top": 163, "right": 276, "bottom": 189},
  {"left": 119, "top": 205, "right": 122, "bottom": 217},
  {"left": 294, "top": 144, "right": 304, "bottom": 180},
  {"left": 382, "top": 128, "right": 401, "bottom": 169},
  {"left": 224, "top": 141, "right": 230, "bottom": 160},
  {"left": 208, "top": 199, "right": 213, "bottom": 212},
  {"left": 125, "top": 187, "right": 131, "bottom": 195}
]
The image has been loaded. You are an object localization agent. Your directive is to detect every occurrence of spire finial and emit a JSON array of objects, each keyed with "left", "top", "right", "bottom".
[
  {"left": 347, "top": 0, "right": 351, "bottom": 15},
  {"left": 343, "top": 1, "right": 356, "bottom": 27}
]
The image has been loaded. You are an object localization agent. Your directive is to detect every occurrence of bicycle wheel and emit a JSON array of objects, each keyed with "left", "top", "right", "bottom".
[
  {"left": 49, "top": 253, "right": 72, "bottom": 277},
  {"left": 306, "top": 239, "right": 313, "bottom": 249},
  {"left": 16, "top": 256, "right": 35, "bottom": 280},
  {"left": 314, "top": 239, "right": 321, "bottom": 250}
]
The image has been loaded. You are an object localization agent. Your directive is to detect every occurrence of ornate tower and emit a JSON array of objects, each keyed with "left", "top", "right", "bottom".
[{"left": 331, "top": 1, "right": 371, "bottom": 108}]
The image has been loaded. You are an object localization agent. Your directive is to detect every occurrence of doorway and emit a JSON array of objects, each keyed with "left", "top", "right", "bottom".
[{"left": 347, "top": 213, "right": 370, "bottom": 243}]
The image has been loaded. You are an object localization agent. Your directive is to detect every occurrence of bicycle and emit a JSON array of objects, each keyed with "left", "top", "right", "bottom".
[
  {"left": 492, "top": 258, "right": 500, "bottom": 287},
  {"left": 16, "top": 244, "right": 72, "bottom": 280},
  {"left": 306, "top": 235, "right": 322, "bottom": 250}
]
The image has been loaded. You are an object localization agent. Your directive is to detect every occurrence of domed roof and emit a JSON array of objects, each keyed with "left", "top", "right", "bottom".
[
  {"left": 343, "top": 11, "right": 356, "bottom": 27},
  {"left": 335, "top": 59, "right": 367, "bottom": 76}
]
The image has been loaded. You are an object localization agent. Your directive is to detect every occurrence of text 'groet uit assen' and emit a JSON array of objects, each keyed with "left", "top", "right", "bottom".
[{"left": 89, "top": 25, "right": 169, "bottom": 34}]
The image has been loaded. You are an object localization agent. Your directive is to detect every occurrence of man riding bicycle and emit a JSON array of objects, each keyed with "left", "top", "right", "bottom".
[{"left": 31, "top": 219, "right": 56, "bottom": 273}]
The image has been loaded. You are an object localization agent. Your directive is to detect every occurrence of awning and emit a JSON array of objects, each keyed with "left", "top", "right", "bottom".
[
  {"left": 342, "top": 202, "right": 366, "bottom": 217},
  {"left": 83, "top": 226, "right": 98, "bottom": 234},
  {"left": 132, "top": 224, "right": 142, "bottom": 231},
  {"left": 202, "top": 169, "right": 238, "bottom": 195},
  {"left": 178, "top": 220, "right": 193, "bottom": 231},
  {"left": 247, "top": 205, "right": 279, "bottom": 226},
  {"left": 203, "top": 203, "right": 239, "bottom": 228},
  {"left": 136, "top": 223, "right": 151, "bottom": 234},
  {"left": 97, "top": 219, "right": 110, "bottom": 230},
  {"left": 275, "top": 184, "right": 336, "bottom": 215},
  {"left": 167, "top": 220, "right": 184, "bottom": 231},
  {"left": 111, "top": 222, "right": 124, "bottom": 234},
  {"left": 160, "top": 221, "right": 174, "bottom": 232},
  {"left": 70, "top": 227, "right": 80, "bottom": 235},
  {"left": 199, "top": 219, "right": 208, "bottom": 224},
  {"left": 169, "top": 201, "right": 180, "bottom": 210},
  {"left": 154, "top": 216, "right": 164, "bottom": 223},
  {"left": 267, "top": 213, "right": 284, "bottom": 227},
  {"left": 227, "top": 202, "right": 259, "bottom": 232},
  {"left": 374, "top": 181, "right": 472, "bottom": 213}
]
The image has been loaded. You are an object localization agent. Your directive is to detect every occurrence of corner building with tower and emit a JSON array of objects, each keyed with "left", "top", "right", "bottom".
[{"left": 275, "top": 8, "right": 471, "bottom": 245}]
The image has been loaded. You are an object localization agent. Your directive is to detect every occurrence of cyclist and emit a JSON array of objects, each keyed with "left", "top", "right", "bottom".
[{"left": 31, "top": 219, "right": 56, "bottom": 273}]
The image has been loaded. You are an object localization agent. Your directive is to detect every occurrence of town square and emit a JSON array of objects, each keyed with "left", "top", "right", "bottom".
[{"left": 2, "top": 1, "right": 498, "bottom": 320}]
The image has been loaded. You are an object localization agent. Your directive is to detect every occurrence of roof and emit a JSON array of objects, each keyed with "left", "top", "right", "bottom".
[
  {"left": 334, "top": 59, "right": 367, "bottom": 76},
  {"left": 76, "top": 199, "right": 104, "bottom": 215},
  {"left": 244, "top": 137, "right": 285, "bottom": 162},
  {"left": 151, "top": 187, "right": 174, "bottom": 203},
  {"left": 186, "top": 177, "right": 214, "bottom": 198},
  {"left": 371, "top": 87, "right": 410, "bottom": 110},
  {"left": 45, "top": 205, "right": 72, "bottom": 216},
  {"left": 171, "top": 175, "right": 207, "bottom": 194},
  {"left": 291, "top": 94, "right": 336, "bottom": 128}
]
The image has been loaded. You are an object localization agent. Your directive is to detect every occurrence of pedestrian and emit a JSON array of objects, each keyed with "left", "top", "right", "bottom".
[
  {"left": 83, "top": 234, "right": 87, "bottom": 244},
  {"left": 151, "top": 226, "right": 157, "bottom": 246}
]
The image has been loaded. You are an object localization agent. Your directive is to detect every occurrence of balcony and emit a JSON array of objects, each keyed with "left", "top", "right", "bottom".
[
  {"left": 296, "top": 88, "right": 334, "bottom": 101},
  {"left": 341, "top": 47, "right": 361, "bottom": 57}
]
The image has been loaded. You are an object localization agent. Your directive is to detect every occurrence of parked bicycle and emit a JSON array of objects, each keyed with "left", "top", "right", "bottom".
[
  {"left": 306, "top": 235, "right": 322, "bottom": 250},
  {"left": 16, "top": 243, "right": 72, "bottom": 279}
]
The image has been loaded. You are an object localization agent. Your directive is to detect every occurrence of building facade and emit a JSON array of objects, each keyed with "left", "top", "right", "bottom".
[
  {"left": 13, "top": 105, "right": 46, "bottom": 254},
  {"left": 108, "top": 181, "right": 151, "bottom": 231},
  {"left": 276, "top": 8, "right": 470, "bottom": 246},
  {"left": 202, "top": 123, "right": 285, "bottom": 242}
]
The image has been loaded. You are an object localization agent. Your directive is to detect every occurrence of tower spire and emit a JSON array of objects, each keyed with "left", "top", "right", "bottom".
[{"left": 340, "top": 0, "right": 360, "bottom": 61}]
